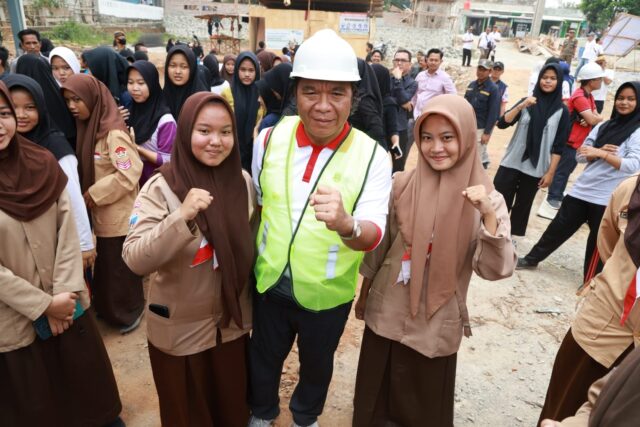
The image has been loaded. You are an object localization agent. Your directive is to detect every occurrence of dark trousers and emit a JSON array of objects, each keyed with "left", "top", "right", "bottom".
[
  {"left": 462, "top": 48, "right": 471, "bottom": 66},
  {"left": 595, "top": 100, "right": 604, "bottom": 114},
  {"left": 548, "top": 144, "right": 577, "bottom": 203},
  {"left": 248, "top": 293, "right": 352, "bottom": 426},
  {"left": 524, "top": 195, "right": 605, "bottom": 282},
  {"left": 538, "top": 329, "right": 633, "bottom": 425},
  {"left": 393, "top": 129, "right": 411, "bottom": 173},
  {"left": 493, "top": 166, "right": 540, "bottom": 236}
]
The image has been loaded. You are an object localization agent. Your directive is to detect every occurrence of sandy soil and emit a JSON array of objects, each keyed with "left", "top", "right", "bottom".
[{"left": 99, "top": 40, "right": 626, "bottom": 426}]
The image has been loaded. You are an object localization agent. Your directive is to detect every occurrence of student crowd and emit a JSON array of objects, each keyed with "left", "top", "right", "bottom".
[{"left": 0, "top": 25, "right": 639, "bottom": 427}]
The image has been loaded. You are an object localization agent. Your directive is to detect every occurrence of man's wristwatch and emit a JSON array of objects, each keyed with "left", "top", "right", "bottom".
[{"left": 340, "top": 218, "right": 362, "bottom": 241}]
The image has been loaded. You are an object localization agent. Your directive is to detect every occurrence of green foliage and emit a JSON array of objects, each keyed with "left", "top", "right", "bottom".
[
  {"left": 43, "top": 22, "right": 142, "bottom": 47},
  {"left": 580, "top": 0, "right": 640, "bottom": 30}
]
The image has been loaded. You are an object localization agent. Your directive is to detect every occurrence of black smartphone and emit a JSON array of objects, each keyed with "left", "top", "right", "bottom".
[
  {"left": 149, "top": 303, "right": 170, "bottom": 319},
  {"left": 390, "top": 144, "right": 403, "bottom": 159}
]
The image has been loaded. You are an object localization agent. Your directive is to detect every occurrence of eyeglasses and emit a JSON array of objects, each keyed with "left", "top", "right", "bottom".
[{"left": 393, "top": 58, "right": 410, "bottom": 63}]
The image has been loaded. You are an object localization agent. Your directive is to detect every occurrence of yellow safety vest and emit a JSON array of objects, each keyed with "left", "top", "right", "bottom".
[{"left": 255, "top": 116, "right": 379, "bottom": 311}]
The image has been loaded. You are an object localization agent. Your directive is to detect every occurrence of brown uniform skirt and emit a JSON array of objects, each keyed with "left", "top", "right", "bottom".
[
  {"left": 148, "top": 334, "right": 250, "bottom": 427},
  {"left": 93, "top": 236, "right": 144, "bottom": 327},
  {"left": 0, "top": 308, "right": 122, "bottom": 427},
  {"left": 353, "top": 326, "right": 457, "bottom": 427},
  {"left": 538, "top": 328, "right": 633, "bottom": 425}
]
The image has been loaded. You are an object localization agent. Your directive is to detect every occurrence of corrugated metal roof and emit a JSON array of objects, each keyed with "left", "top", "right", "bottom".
[{"left": 258, "top": 0, "right": 384, "bottom": 15}]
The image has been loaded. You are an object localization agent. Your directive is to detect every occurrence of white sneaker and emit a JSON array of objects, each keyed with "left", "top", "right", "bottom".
[
  {"left": 292, "top": 422, "right": 319, "bottom": 427},
  {"left": 248, "top": 416, "right": 274, "bottom": 427},
  {"left": 537, "top": 200, "right": 558, "bottom": 220}
]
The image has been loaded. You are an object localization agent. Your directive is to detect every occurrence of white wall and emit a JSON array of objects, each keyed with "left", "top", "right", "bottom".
[{"left": 98, "top": 0, "right": 163, "bottom": 20}]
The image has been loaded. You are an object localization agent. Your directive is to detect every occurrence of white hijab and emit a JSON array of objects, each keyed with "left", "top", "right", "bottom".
[{"left": 48, "top": 47, "right": 81, "bottom": 86}]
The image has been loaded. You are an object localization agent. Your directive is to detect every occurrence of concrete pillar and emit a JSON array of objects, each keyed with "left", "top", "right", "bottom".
[
  {"left": 6, "top": 0, "right": 26, "bottom": 53},
  {"left": 531, "top": 0, "right": 545, "bottom": 37}
]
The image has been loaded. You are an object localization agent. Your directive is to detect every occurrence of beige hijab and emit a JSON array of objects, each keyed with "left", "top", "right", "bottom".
[{"left": 394, "top": 94, "right": 494, "bottom": 318}]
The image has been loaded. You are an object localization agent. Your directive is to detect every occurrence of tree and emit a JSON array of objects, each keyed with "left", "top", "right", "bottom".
[{"left": 580, "top": 0, "right": 640, "bottom": 30}]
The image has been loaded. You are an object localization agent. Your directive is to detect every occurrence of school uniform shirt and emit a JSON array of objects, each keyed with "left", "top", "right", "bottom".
[
  {"left": 122, "top": 172, "right": 255, "bottom": 356},
  {"left": 361, "top": 189, "right": 514, "bottom": 358},
  {"left": 88, "top": 129, "right": 143, "bottom": 237},
  {"left": 252, "top": 121, "right": 392, "bottom": 248},
  {"left": 462, "top": 32, "right": 474, "bottom": 50},
  {"left": 139, "top": 113, "right": 177, "bottom": 184},
  {"left": 464, "top": 79, "right": 501, "bottom": 134},
  {"left": 0, "top": 190, "right": 90, "bottom": 352},
  {"left": 567, "top": 88, "right": 597, "bottom": 149},
  {"left": 571, "top": 126, "right": 640, "bottom": 206},
  {"left": 411, "top": 69, "right": 457, "bottom": 120},
  {"left": 572, "top": 176, "right": 640, "bottom": 368}
]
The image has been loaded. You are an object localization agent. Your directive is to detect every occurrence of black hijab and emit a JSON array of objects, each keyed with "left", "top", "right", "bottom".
[
  {"left": 163, "top": 45, "right": 208, "bottom": 119},
  {"left": 594, "top": 81, "right": 640, "bottom": 148},
  {"left": 232, "top": 52, "right": 261, "bottom": 172},
  {"left": 350, "top": 58, "right": 385, "bottom": 143},
  {"left": 133, "top": 51, "right": 149, "bottom": 61},
  {"left": 203, "top": 54, "right": 225, "bottom": 87},
  {"left": 15, "top": 54, "right": 77, "bottom": 146},
  {"left": 83, "top": 46, "right": 129, "bottom": 100},
  {"left": 197, "top": 64, "right": 212, "bottom": 89},
  {"left": 523, "top": 63, "right": 566, "bottom": 167},
  {"left": 128, "top": 61, "right": 172, "bottom": 145},
  {"left": 3, "top": 74, "right": 74, "bottom": 161},
  {"left": 256, "top": 62, "right": 292, "bottom": 115},
  {"left": 371, "top": 63, "right": 396, "bottom": 107}
]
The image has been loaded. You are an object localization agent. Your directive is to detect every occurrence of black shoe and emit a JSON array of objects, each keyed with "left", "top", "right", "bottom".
[{"left": 516, "top": 257, "right": 538, "bottom": 270}]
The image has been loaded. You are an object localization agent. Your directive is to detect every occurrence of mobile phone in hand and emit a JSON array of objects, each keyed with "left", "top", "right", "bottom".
[{"left": 390, "top": 144, "right": 403, "bottom": 159}]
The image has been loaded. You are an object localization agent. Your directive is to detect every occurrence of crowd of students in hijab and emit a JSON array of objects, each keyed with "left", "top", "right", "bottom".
[{"left": 1, "top": 25, "right": 640, "bottom": 427}]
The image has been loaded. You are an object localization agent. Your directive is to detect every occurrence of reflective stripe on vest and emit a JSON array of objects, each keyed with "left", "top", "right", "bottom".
[{"left": 255, "top": 116, "right": 378, "bottom": 311}]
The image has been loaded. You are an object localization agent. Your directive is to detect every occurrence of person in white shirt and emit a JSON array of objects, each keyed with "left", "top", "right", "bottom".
[
  {"left": 575, "top": 32, "right": 598, "bottom": 78},
  {"left": 462, "top": 27, "right": 474, "bottom": 67},
  {"left": 478, "top": 27, "right": 491, "bottom": 59},
  {"left": 591, "top": 55, "right": 615, "bottom": 113},
  {"left": 489, "top": 25, "right": 502, "bottom": 62}
]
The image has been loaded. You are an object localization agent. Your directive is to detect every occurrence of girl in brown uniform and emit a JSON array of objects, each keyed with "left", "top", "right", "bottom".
[
  {"left": 122, "top": 92, "right": 255, "bottom": 427},
  {"left": 0, "top": 81, "right": 122, "bottom": 426},
  {"left": 61, "top": 74, "right": 144, "bottom": 333},
  {"left": 353, "top": 94, "right": 516, "bottom": 427}
]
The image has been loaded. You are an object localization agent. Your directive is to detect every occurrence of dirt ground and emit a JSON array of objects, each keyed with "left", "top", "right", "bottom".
[{"left": 99, "top": 41, "right": 631, "bottom": 426}]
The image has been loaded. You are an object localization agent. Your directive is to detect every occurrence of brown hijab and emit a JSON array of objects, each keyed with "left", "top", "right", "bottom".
[
  {"left": 394, "top": 94, "right": 493, "bottom": 318},
  {"left": 61, "top": 74, "right": 128, "bottom": 193},
  {"left": 624, "top": 175, "right": 640, "bottom": 267},
  {"left": 159, "top": 92, "right": 253, "bottom": 329},
  {"left": 0, "top": 81, "right": 67, "bottom": 222}
]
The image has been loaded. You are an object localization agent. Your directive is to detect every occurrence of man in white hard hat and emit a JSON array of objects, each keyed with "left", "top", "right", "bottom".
[
  {"left": 248, "top": 29, "right": 392, "bottom": 427},
  {"left": 532, "top": 61, "right": 605, "bottom": 218}
]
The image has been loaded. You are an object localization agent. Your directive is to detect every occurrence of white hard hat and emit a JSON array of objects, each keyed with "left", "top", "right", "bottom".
[
  {"left": 290, "top": 29, "right": 360, "bottom": 82},
  {"left": 577, "top": 62, "right": 605, "bottom": 81}
]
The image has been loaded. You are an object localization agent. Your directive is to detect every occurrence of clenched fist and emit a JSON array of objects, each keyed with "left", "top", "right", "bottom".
[
  {"left": 462, "top": 185, "right": 494, "bottom": 216},
  {"left": 180, "top": 188, "right": 213, "bottom": 221},
  {"left": 309, "top": 185, "right": 352, "bottom": 236}
]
